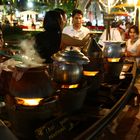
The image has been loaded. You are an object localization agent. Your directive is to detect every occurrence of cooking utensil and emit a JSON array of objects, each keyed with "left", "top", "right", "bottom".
[
  {"left": 52, "top": 61, "right": 83, "bottom": 84},
  {"left": 103, "top": 41, "right": 125, "bottom": 58},
  {"left": 51, "top": 49, "right": 89, "bottom": 84},
  {"left": 52, "top": 49, "right": 89, "bottom": 65}
]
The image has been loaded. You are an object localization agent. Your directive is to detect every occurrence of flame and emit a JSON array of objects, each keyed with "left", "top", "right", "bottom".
[
  {"left": 83, "top": 71, "right": 99, "bottom": 76},
  {"left": 61, "top": 84, "right": 79, "bottom": 89},
  {"left": 15, "top": 97, "right": 43, "bottom": 106},
  {"left": 107, "top": 58, "right": 120, "bottom": 62}
]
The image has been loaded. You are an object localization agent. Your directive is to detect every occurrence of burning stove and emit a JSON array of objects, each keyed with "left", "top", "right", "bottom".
[
  {"left": 51, "top": 48, "right": 90, "bottom": 113},
  {"left": 5, "top": 94, "right": 59, "bottom": 140},
  {"left": 0, "top": 40, "right": 133, "bottom": 140},
  {"left": 0, "top": 60, "right": 136, "bottom": 140},
  {"left": 3, "top": 65, "right": 59, "bottom": 140},
  {"left": 57, "top": 81, "right": 88, "bottom": 113},
  {"left": 103, "top": 58, "right": 124, "bottom": 83},
  {"left": 82, "top": 57, "right": 104, "bottom": 99}
]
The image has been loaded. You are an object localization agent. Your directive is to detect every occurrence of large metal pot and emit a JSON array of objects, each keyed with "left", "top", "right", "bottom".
[
  {"left": 51, "top": 49, "right": 89, "bottom": 84},
  {"left": 103, "top": 41, "right": 125, "bottom": 58},
  {"left": 52, "top": 61, "right": 83, "bottom": 84},
  {"left": 9, "top": 64, "right": 55, "bottom": 98}
]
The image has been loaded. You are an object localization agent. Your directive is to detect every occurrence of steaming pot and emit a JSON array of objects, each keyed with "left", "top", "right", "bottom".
[{"left": 9, "top": 64, "right": 55, "bottom": 98}]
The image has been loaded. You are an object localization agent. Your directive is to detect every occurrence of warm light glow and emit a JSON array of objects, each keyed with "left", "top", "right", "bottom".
[
  {"left": 61, "top": 84, "right": 79, "bottom": 89},
  {"left": 99, "top": 0, "right": 119, "bottom": 14},
  {"left": 83, "top": 71, "right": 99, "bottom": 76},
  {"left": 15, "top": 97, "right": 43, "bottom": 106},
  {"left": 27, "top": 2, "right": 33, "bottom": 8},
  {"left": 127, "top": 0, "right": 137, "bottom": 4},
  {"left": 107, "top": 58, "right": 120, "bottom": 62}
]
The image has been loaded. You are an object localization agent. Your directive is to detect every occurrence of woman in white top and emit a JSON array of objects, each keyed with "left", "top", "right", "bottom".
[{"left": 125, "top": 25, "right": 140, "bottom": 67}]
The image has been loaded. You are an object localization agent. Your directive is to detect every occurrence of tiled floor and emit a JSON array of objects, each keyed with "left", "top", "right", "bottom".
[{"left": 98, "top": 74, "right": 140, "bottom": 140}]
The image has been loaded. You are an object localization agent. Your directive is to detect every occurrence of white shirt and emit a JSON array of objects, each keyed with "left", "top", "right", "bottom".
[
  {"left": 98, "top": 28, "right": 124, "bottom": 50},
  {"left": 127, "top": 38, "right": 140, "bottom": 52},
  {"left": 62, "top": 25, "right": 90, "bottom": 51},
  {"left": 63, "top": 25, "right": 90, "bottom": 40},
  {"left": 126, "top": 38, "right": 140, "bottom": 66}
]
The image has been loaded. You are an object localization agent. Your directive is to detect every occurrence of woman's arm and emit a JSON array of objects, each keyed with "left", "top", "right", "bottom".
[{"left": 60, "top": 33, "right": 91, "bottom": 50}]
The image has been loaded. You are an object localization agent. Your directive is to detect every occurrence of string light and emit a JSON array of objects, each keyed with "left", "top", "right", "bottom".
[
  {"left": 99, "top": 0, "right": 120, "bottom": 8},
  {"left": 119, "top": 0, "right": 136, "bottom": 20},
  {"left": 99, "top": 0, "right": 120, "bottom": 14}
]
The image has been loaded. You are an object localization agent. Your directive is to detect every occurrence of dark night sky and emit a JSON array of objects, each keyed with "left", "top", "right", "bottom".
[{"left": 0, "top": 0, "right": 2, "bottom": 5}]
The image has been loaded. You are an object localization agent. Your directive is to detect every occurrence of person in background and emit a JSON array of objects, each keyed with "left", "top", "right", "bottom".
[
  {"left": 62, "top": 9, "right": 90, "bottom": 51},
  {"left": 118, "top": 24, "right": 125, "bottom": 41},
  {"left": 98, "top": 21, "right": 124, "bottom": 50},
  {"left": 54, "top": 8, "right": 91, "bottom": 50},
  {"left": 125, "top": 22, "right": 133, "bottom": 40},
  {"left": 34, "top": 10, "right": 91, "bottom": 63},
  {"left": 125, "top": 25, "right": 140, "bottom": 68}
]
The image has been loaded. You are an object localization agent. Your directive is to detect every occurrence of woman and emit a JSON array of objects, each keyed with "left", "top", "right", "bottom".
[
  {"left": 34, "top": 10, "right": 90, "bottom": 63},
  {"left": 125, "top": 25, "right": 140, "bottom": 67}
]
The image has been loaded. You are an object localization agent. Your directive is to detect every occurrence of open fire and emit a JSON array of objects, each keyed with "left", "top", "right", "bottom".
[
  {"left": 83, "top": 71, "right": 99, "bottom": 76},
  {"left": 61, "top": 84, "right": 79, "bottom": 89},
  {"left": 107, "top": 58, "right": 120, "bottom": 62},
  {"left": 15, "top": 97, "right": 43, "bottom": 106}
]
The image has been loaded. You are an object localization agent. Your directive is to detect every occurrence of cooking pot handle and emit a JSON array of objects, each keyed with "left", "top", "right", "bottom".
[{"left": 45, "top": 64, "right": 54, "bottom": 80}]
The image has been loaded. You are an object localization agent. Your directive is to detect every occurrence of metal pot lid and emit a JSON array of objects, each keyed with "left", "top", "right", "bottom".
[{"left": 52, "top": 49, "right": 90, "bottom": 65}]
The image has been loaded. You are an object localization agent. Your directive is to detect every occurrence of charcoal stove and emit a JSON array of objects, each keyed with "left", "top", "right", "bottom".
[
  {"left": 3, "top": 65, "right": 59, "bottom": 140},
  {"left": 56, "top": 81, "right": 88, "bottom": 113},
  {"left": 0, "top": 41, "right": 136, "bottom": 140},
  {"left": 103, "top": 58, "right": 124, "bottom": 83},
  {"left": 5, "top": 94, "right": 59, "bottom": 140},
  {"left": 0, "top": 60, "right": 136, "bottom": 140},
  {"left": 34, "top": 61, "right": 136, "bottom": 140},
  {"left": 51, "top": 48, "right": 90, "bottom": 114}
]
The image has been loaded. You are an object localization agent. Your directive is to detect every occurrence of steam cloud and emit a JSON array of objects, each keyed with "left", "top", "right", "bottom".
[{"left": 19, "top": 38, "right": 45, "bottom": 66}]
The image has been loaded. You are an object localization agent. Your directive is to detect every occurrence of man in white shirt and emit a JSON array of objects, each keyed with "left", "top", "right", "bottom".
[{"left": 63, "top": 9, "right": 90, "bottom": 51}]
